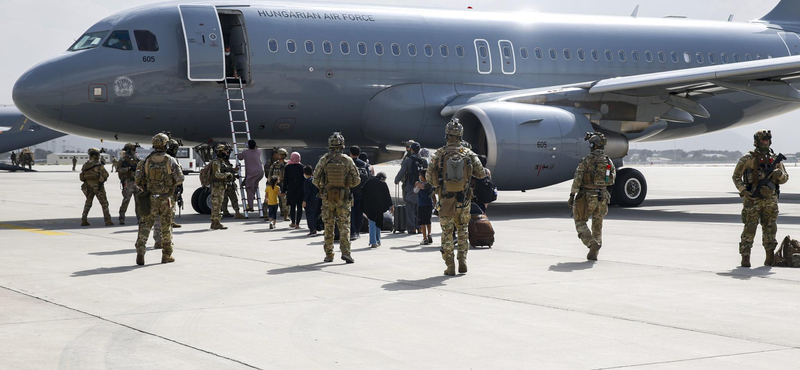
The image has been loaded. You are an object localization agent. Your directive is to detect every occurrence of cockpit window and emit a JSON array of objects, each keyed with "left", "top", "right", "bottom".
[
  {"left": 68, "top": 31, "right": 109, "bottom": 51},
  {"left": 104, "top": 30, "right": 133, "bottom": 50},
  {"left": 134, "top": 30, "right": 159, "bottom": 52}
]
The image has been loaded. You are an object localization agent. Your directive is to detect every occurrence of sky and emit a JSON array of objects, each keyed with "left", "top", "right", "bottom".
[{"left": 0, "top": 0, "right": 796, "bottom": 153}]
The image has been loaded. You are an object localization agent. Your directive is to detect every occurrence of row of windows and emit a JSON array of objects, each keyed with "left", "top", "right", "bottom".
[
  {"left": 265, "top": 38, "right": 768, "bottom": 67},
  {"left": 268, "top": 39, "right": 467, "bottom": 58},
  {"left": 69, "top": 30, "right": 159, "bottom": 52}
]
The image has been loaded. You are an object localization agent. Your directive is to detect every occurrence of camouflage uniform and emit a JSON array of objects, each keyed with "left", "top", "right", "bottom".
[
  {"left": 426, "top": 119, "right": 486, "bottom": 275},
  {"left": 733, "top": 130, "right": 789, "bottom": 267},
  {"left": 153, "top": 142, "right": 184, "bottom": 248},
  {"left": 313, "top": 134, "right": 361, "bottom": 263},
  {"left": 569, "top": 133, "right": 616, "bottom": 261},
  {"left": 221, "top": 158, "right": 245, "bottom": 218},
  {"left": 269, "top": 153, "right": 290, "bottom": 220},
  {"left": 80, "top": 149, "right": 114, "bottom": 226},
  {"left": 71, "top": 156, "right": 77, "bottom": 171},
  {"left": 117, "top": 146, "right": 140, "bottom": 224},
  {"left": 210, "top": 149, "right": 234, "bottom": 229},
  {"left": 134, "top": 134, "right": 184, "bottom": 265}
]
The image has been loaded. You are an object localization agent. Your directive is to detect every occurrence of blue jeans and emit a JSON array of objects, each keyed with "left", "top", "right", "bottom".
[
  {"left": 369, "top": 219, "right": 381, "bottom": 245},
  {"left": 268, "top": 205, "right": 278, "bottom": 220}
]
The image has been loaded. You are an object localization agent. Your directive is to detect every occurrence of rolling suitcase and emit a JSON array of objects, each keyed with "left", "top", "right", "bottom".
[
  {"left": 468, "top": 213, "right": 495, "bottom": 248},
  {"left": 381, "top": 211, "right": 394, "bottom": 232},
  {"left": 393, "top": 184, "right": 407, "bottom": 233}
]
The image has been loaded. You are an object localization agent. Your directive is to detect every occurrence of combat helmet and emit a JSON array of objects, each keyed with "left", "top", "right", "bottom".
[
  {"left": 585, "top": 132, "right": 607, "bottom": 150},
  {"left": 166, "top": 139, "right": 180, "bottom": 157},
  {"left": 123, "top": 142, "right": 140, "bottom": 152},
  {"left": 328, "top": 132, "right": 345, "bottom": 150},
  {"left": 276, "top": 148, "right": 288, "bottom": 157},
  {"left": 214, "top": 143, "right": 230, "bottom": 158},
  {"left": 151, "top": 133, "right": 169, "bottom": 150},
  {"left": 753, "top": 129, "right": 772, "bottom": 150},
  {"left": 445, "top": 118, "right": 464, "bottom": 139},
  {"left": 88, "top": 148, "right": 101, "bottom": 157}
]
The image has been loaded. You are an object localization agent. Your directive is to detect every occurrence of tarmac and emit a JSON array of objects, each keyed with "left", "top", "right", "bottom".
[{"left": 1, "top": 164, "right": 799, "bottom": 370}]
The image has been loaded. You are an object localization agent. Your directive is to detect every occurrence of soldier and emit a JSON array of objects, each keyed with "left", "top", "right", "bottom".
[
  {"left": 80, "top": 148, "right": 114, "bottom": 226},
  {"left": 117, "top": 143, "right": 141, "bottom": 225},
  {"left": 268, "top": 148, "right": 291, "bottom": 221},
  {"left": 71, "top": 156, "right": 77, "bottom": 171},
  {"left": 733, "top": 129, "right": 790, "bottom": 267},
  {"left": 568, "top": 132, "right": 616, "bottom": 261},
  {"left": 210, "top": 143, "right": 236, "bottom": 230},
  {"left": 426, "top": 119, "right": 485, "bottom": 276},
  {"left": 153, "top": 138, "right": 184, "bottom": 249},
  {"left": 313, "top": 132, "right": 361, "bottom": 263},
  {"left": 110, "top": 156, "right": 117, "bottom": 172},
  {"left": 134, "top": 133, "right": 184, "bottom": 265},
  {"left": 221, "top": 145, "right": 246, "bottom": 219},
  {"left": 9, "top": 151, "right": 16, "bottom": 166}
]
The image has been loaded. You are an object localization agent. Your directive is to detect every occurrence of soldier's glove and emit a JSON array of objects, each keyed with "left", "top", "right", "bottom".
[
  {"left": 769, "top": 170, "right": 784, "bottom": 184},
  {"left": 568, "top": 193, "right": 575, "bottom": 209}
]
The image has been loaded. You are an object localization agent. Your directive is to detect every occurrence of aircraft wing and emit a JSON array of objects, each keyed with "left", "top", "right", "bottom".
[{"left": 441, "top": 55, "right": 800, "bottom": 127}]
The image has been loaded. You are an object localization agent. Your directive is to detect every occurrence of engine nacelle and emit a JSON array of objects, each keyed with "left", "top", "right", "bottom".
[{"left": 453, "top": 103, "right": 626, "bottom": 190}]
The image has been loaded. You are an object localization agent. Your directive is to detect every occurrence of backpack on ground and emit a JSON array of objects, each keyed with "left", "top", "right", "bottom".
[
  {"left": 774, "top": 236, "right": 800, "bottom": 267},
  {"left": 441, "top": 149, "right": 471, "bottom": 193},
  {"left": 468, "top": 212, "right": 494, "bottom": 248}
]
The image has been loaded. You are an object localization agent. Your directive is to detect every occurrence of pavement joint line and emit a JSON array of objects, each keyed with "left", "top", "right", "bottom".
[
  {"left": 590, "top": 347, "right": 794, "bottom": 369},
  {"left": 0, "top": 316, "right": 96, "bottom": 327},
  {"left": 0, "top": 285, "right": 263, "bottom": 370}
]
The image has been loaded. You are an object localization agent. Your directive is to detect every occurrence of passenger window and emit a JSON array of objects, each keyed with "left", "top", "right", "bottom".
[
  {"left": 745, "top": 53, "right": 751, "bottom": 61},
  {"left": 645, "top": 50, "right": 653, "bottom": 63},
  {"left": 503, "top": 46, "right": 511, "bottom": 58},
  {"left": 708, "top": 53, "right": 716, "bottom": 64},
  {"left": 577, "top": 49, "right": 585, "bottom": 61},
  {"left": 456, "top": 45, "right": 465, "bottom": 58},
  {"left": 305, "top": 40, "right": 314, "bottom": 54},
  {"left": 591, "top": 49, "right": 599, "bottom": 61},
  {"left": 375, "top": 43, "right": 384, "bottom": 56},
  {"left": 134, "top": 30, "right": 158, "bottom": 52},
  {"left": 408, "top": 43, "right": 417, "bottom": 56},
  {"left": 424, "top": 44, "right": 433, "bottom": 57},
  {"left": 104, "top": 30, "right": 132, "bottom": 50},
  {"left": 756, "top": 54, "right": 762, "bottom": 60},
  {"left": 618, "top": 50, "right": 626, "bottom": 62},
  {"left": 671, "top": 51, "right": 679, "bottom": 63},
  {"left": 479, "top": 45, "right": 487, "bottom": 58},
  {"left": 520, "top": 48, "right": 529, "bottom": 59},
  {"left": 734, "top": 53, "right": 740, "bottom": 62},
  {"left": 549, "top": 48, "right": 557, "bottom": 60},
  {"left": 287, "top": 39, "right": 297, "bottom": 53},
  {"left": 340, "top": 41, "right": 350, "bottom": 55},
  {"left": 658, "top": 51, "right": 666, "bottom": 63},
  {"left": 720, "top": 53, "right": 727, "bottom": 63},
  {"left": 534, "top": 47, "right": 543, "bottom": 60},
  {"left": 682, "top": 52, "right": 690, "bottom": 63},
  {"left": 696, "top": 52, "right": 703, "bottom": 64},
  {"left": 563, "top": 49, "right": 571, "bottom": 60},
  {"left": 323, "top": 41, "right": 332, "bottom": 54},
  {"left": 391, "top": 43, "right": 401, "bottom": 56},
  {"left": 632, "top": 51, "right": 640, "bottom": 62},
  {"left": 441, "top": 45, "right": 449, "bottom": 57},
  {"left": 268, "top": 39, "right": 279, "bottom": 53},
  {"left": 604, "top": 49, "right": 613, "bottom": 61},
  {"left": 357, "top": 42, "right": 367, "bottom": 55}
]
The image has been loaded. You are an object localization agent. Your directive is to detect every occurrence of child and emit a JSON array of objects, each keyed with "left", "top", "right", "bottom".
[
  {"left": 265, "top": 175, "right": 281, "bottom": 229},
  {"left": 414, "top": 169, "right": 436, "bottom": 245},
  {"left": 302, "top": 165, "right": 320, "bottom": 236}
]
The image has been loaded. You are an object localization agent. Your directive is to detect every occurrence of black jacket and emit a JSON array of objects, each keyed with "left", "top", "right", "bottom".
[
  {"left": 361, "top": 177, "right": 393, "bottom": 228},
  {"left": 303, "top": 177, "right": 319, "bottom": 209},
  {"left": 284, "top": 163, "right": 305, "bottom": 204}
]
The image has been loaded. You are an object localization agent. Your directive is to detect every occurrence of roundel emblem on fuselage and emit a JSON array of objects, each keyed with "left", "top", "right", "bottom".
[
  {"left": 114, "top": 76, "right": 135, "bottom": 98},
  {"left": 209, "top": 33, "right": 217, "bottom": 41}
]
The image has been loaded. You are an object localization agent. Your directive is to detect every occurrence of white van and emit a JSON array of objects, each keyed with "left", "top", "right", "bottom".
[{"left": 175, "top": 147, "right": 199, "bottom": 174}]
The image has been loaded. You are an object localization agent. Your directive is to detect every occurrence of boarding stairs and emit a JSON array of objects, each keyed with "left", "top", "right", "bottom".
[{"left": 225, "top": 77, "right": 263, "bottom": 218}]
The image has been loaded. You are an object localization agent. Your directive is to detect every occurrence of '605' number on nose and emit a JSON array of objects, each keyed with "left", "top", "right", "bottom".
[
  {"left": 142, "top": 56, "right": 156, "bottom": 63},
  {"left": 537, "top": 141, "right": 548, "bottom": 148}
]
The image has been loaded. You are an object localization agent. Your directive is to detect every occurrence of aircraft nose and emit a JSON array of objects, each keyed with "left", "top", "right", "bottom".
[{"left": 12, "top": 63, "right": 63, "bottom": 127}]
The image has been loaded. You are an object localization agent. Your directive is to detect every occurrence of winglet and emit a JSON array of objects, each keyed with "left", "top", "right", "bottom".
[
  {"left": 631, "top": 5, "right": 639, "bottom": 18},
  {"left": 728, "top": 14, "right": 734, "bottom": 22},
  {"left": 760, "top": 0, "right": 800, "bottom": 24}
]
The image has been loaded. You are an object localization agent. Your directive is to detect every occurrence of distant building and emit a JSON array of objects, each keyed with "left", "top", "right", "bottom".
[{"left": 46, "top": 153, "right": 110, "bottom": 165}]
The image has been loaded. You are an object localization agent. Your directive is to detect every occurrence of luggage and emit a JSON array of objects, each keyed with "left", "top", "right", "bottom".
[
  {"left": 468, "top": 213, "right": 495, "bottom": 248},
  {"left": 382, "top": 211, "right": 394, "bottom": 232},
  {"left": 392, "top": 184, "right": 407, "bottom": 233},
  {"left": 774, "top": 235, "right": 800, "bottom": 267}
]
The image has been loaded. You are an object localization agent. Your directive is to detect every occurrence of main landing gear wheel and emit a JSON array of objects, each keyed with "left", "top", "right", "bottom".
[
  {"left": 611, "top": 168, "right": 647, "bottom": 207},
  {"left": 191, "top": 187, "right": 203, "bottom": 214},
  {"left": 190, "top": 187, "right": 212, "bottom": 214}
]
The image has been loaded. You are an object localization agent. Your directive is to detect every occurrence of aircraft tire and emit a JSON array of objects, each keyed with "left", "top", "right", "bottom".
[
  {"left": 191, "top": 187, "right": 204, "bottom": 214},
  {"left": 612, "top": 168, "right": 647, "bottom": 207},
  {"left": 199, "top": 187, "right": 212, "bottom": 214}
]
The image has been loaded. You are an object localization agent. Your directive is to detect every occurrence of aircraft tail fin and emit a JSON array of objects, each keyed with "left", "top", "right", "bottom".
[{"left": 760, "top": 0, "right": 800, "bottom": 24}]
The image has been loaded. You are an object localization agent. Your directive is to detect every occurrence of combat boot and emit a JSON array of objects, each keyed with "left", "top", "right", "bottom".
[
  {"left": 741, "top": 255, "right": 751, "bottom": 268},
  {"left": 161, "top": 255, "right": 175, "bottom": 264},
  {"left": 341, "top": 254, "right": 355, "bottom": 264},
  {"left": 154, "top": 241, "right": 162, "bottom": 250},
  {"left": 119, "top": 218, "right": 125, "bottom": 225},
  {"left": 444, "top": 258, "right": 456, "bottom": 276},
  {"left": 324, "top": 254, "right": 334, "bottom": 262},
  {"left": 587, "top": 243, "right": 601, "bottom": 261},
  {"left": 222, "top": 211, "right": 233, "bottom": 218},
  {"left": 210, "top": 220, "right": 228, "bottom": 230},
  {"left": 136, "top": 251, "right": 145, "bottom": 266},
  {"left": 81, "top": 218, "right": 90, "bottom": 227},
  {"left": 234, "top": 211, "right": 246, "bottom": 219},
  {"left": 457, "top": 252, "right": 468, "bottom": 274},
  {"left": 172, "top": 222, "right": 181, "bottom": 228},
  {"left": 765, "top": 248, "right": 775, "bottom": 266},
  {"left": 104, "top": 217, "right": 115, "bottom": 226}
]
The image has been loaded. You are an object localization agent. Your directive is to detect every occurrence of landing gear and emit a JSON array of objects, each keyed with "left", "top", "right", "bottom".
[
  {"left": 611, "top": 168, "right": 647, "bottom": 207},
  {"left": 190, "top": 187, "right": 212, "bottom": 214}
]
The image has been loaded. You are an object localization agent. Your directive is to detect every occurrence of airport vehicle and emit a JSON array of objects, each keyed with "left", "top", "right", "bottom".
[
  {"left": 175, "top": 146, "right": 200, "bottom": 174},
  {"left": 13, "top": 0, "right": 800, "bottom": 209}
]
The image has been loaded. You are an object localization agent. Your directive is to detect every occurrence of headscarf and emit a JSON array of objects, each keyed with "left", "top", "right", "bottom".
[{"left": 288, "top": 152, "right": 302, "bottom": 165}]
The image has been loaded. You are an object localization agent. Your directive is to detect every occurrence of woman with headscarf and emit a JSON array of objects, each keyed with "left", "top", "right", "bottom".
[
  {"left": 361, "top": 172, "right": 394, "bottom": 248},
  {"left": 284, "top": 152, "right": 305, "bottom": 228},
  {"left": 236, "top": 140, "right": 265, "bottom": 212}
]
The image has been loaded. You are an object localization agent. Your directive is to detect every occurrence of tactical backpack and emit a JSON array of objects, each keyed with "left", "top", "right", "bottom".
[
  {"left": 324, "top": 155, "right": 348, "bottom": 189},
  {"left": 80, "top": 164, "right": 102, "bottom": 183},
  {"left": 199, "top": 164, "right": 212, "bottom": 187},
  {"left": 404, "top": 154, "right": 425, "bottom": 185},
  {"left": 144, "top": 154, "right": 174, "bottom": 195},
  {"left": 441, "top": 148, "right": 471, "bottom": 194},
  {"left": 774, "top": 236, "right": 800, "bottom": 267},
  {"left": 270, "top": 161, "right": 286, "bottom": 183},
  {"left": 584, "top": 155, "right": 615, "bottom": 187}
]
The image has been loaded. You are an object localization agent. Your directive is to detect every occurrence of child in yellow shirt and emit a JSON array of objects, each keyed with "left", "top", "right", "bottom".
[{"left": 265, "top": 176, "right": 281, "bottom": 229}]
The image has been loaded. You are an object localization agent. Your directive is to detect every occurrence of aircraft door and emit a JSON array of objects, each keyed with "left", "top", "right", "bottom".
[
  {"left": 474, "top": 39, "right": 492, "bottom": 74},
  {"left": 498, "top": 40, "right": 516, "bottom": 74},
  {"left": 178, "top": 4, "right": 225, "bottom": 81},
  {"left": 778, "top": 32, "right": 800, "bottom": 56}
]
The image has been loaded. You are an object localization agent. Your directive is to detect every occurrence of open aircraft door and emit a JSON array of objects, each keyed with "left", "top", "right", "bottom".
[{"left": 178, "top": 4, "right": 225, "bottom": 81}]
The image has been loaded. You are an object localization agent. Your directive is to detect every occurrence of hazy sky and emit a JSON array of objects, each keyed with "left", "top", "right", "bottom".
[{"left": 1, "top": 0, "right": 796, "bottom": 152}]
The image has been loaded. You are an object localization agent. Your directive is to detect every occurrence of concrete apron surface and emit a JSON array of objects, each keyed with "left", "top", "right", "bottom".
[{"left": 1, "top": 164, "right": 799, "bottom": 370}]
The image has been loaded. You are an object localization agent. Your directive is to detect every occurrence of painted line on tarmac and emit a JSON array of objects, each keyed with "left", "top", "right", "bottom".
[{"left": 0, "top": 223, "right": 68, "bottom": 236}]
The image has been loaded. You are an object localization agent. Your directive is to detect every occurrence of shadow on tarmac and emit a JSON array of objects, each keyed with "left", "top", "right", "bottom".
[
  {"left": 548, "top": 261, "right": 596, "bottom": 272},
  {"left": 89, "top": 249, "right": 135, "bottom": 256},
  {"left": 382, "top": 275, "right": 461, "bottom": 291},
  {"left": 71, "top": 264, "right": 150, "bottom": 277},
  {"left": 716, "top": 266, "right": 776, "bottom": 280},
  {"left": 266, "top": 262, "right": 328, "bottom": 275}
]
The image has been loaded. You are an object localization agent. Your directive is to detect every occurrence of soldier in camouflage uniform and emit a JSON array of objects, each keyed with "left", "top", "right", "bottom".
[
  {"left": 117, "top": 143, "right": 141, "bottom": 225},
  {"left": 134, "top": 133, "right": 184, "bottom": 265},
  {"left": 426, "top": 119, "right": 485, "bottom": 276},
  {"left": 269, "top": 148, "right": 291, "bottom": 221},
  {"left": 732, "top": 129, "right": 789, "bottom": 267},
  {"left": 568, "top": 132, "right": 616, "bottom": 261},
  {"left": 153, "top": 138, "right": 184, "bottom": 249},
  {"left": 210, "top": 143, "right": 236, "bottom": 230},
  {"left": 80, "top": 148, "right": 115, "bottom": 226},
  {"left": 221, "top": 145, "right": 246, "bottom": 219},
  {"left": 313, "top": 132, "right": 361, "bottom": 263}
]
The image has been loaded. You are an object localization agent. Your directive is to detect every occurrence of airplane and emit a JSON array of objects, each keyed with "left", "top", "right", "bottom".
[
  {"left": 0, "top": 106, "right": 66, "bottom": 158},
  {"left": 12, "top": 0, "right": 800, "bottom": 211}
]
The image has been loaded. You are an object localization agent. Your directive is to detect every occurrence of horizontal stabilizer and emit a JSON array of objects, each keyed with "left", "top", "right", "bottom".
[{"left": 760, "top": 0, "right": 800, "bottom": 24}]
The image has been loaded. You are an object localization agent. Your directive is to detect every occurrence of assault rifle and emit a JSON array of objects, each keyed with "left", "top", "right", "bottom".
[{"left": 750, "top": 153, "right": 787, "bottom": 198}]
